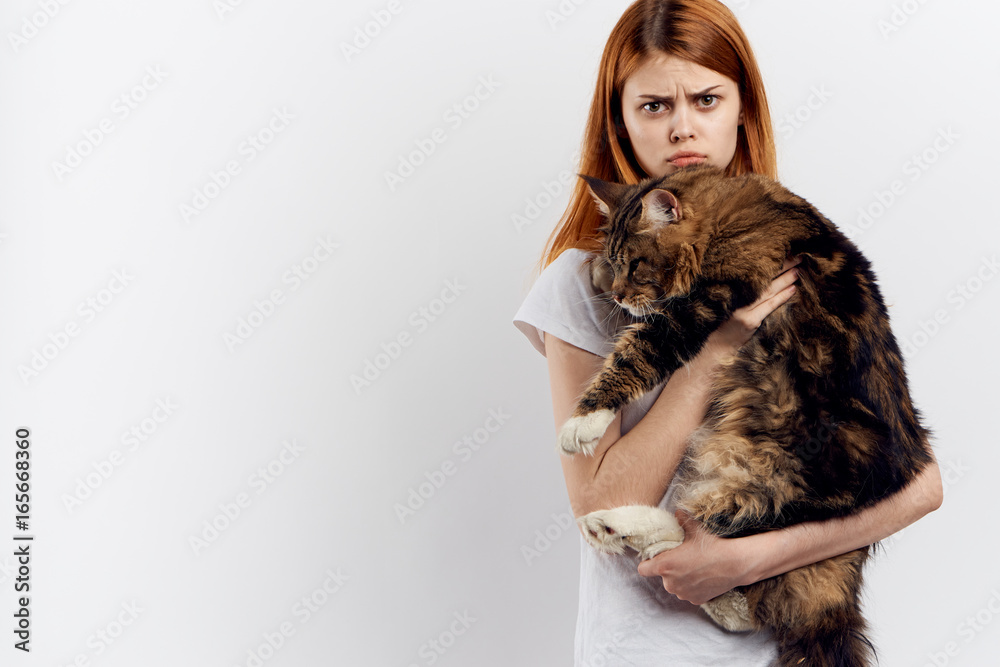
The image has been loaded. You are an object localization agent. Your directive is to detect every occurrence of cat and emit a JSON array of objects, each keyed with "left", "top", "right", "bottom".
[{"left": 557, "top": 163, "right": 933, "bottom": 667}]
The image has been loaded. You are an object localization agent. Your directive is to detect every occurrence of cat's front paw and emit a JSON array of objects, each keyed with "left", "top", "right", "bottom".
[
  {"left": 557, "top": 409, "right": 615, "bottom": 456},
  {"left": 578, "top": 506, "right": 684, "bottom": 560}
]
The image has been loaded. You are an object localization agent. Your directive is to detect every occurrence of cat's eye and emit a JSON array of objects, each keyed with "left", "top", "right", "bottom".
[{"left": 629, "top": 259, "right": 654, "bottom": 284}]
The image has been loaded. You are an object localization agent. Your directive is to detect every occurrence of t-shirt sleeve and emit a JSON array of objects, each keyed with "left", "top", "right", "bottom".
[{"left": 512, "top": 248, "right": 620, "bottom": 359}]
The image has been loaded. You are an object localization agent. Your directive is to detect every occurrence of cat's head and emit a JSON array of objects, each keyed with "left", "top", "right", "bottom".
[{"left": 582, "top": 166, "right": 716, "bottom": 317}]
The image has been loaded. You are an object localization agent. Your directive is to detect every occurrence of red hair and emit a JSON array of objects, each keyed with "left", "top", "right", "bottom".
[{"left": 539, "top": 0, "right": 776, "bottom": 269}]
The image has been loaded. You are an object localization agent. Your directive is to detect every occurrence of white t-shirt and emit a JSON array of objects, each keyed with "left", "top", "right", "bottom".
[{"left": 513, "top": 247, "right": 778, "bottom": 666}]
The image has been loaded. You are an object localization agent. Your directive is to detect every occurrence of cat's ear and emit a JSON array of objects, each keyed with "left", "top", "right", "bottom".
[
  {"left": 580, "top": 175, "right": 627, "bottom": 220},
  {"left": 641, "top": 189, "right": 681, "bottom": 228}
]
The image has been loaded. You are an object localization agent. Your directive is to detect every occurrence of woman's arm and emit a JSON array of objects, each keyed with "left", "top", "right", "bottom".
[
  {"left": 547, "top": 260, "right": 801, "bottom": 518},
  {"left": 547, "top": 331, "right": 726, "bottom": 516},
  {"left": 637, "top": 457, "right": 943, "bottom": 605}
]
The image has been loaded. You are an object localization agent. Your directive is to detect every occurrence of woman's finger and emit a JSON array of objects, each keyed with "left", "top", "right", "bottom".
[
  {"left": 777, "top": 255, "right": 803, "bottom": 276},
  {"left": 716, "top": 256, "right": 803, "bottom": 339},
  {"left": 769, "top": 265, "right": 800, "bottom": 294},
  {"left": 738, "top": 275, "right": 798, "bottom": 326},
  {"left": 744, "top": 267, "right": 798, "bottom": 311},
  {"left": 745, "top": 282, "right": 797, "bottom": 320}
]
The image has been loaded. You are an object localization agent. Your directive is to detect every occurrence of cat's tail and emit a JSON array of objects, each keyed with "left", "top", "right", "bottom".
[
  {"left": 774, "top": 619, "right": 875, "bottom": 667},
  {"left": 746, "top": 547, "right": 875, "bottom": 667}
]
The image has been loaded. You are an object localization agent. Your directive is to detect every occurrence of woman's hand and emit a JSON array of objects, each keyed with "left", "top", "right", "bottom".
[
  {"left": 639, "top": 459, "right": 943, "bottom": 605},
  {"left": 637, "top": 259, "right": 802, "bottom": 605},
  {"left": 636, "top": 511, "right": 754, "bottom": 606},
  {"left": 705, "top": 256, "right": 802, "bottom": 355}
]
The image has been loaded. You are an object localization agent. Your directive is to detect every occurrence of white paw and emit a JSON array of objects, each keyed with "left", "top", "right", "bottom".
[
  {"left": 557, "top": 409, "right": 615, "bottom": 456},
  {"left": 701, "top": 591, "right": 754, "bottom": 632},
  {"left": 578, "top": 506, "right": 684, "bottom": 559}
]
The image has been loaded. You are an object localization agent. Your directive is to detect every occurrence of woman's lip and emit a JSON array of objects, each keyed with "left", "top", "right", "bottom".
[{"left": 669, "top": 156, "right": 706, "bottom": 167}]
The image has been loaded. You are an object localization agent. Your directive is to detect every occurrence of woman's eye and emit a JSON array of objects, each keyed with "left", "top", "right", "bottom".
[
  {"left": 698, "top": 95, "right": 718, "bottom": 108},
  {"left": 643, "top": 102, "right": 664, "bottom": 113}
]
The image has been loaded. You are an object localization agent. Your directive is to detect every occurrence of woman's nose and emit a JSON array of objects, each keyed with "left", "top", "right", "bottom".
[{"left": 670, "top": 108, "right": 695, "bottom": 142}]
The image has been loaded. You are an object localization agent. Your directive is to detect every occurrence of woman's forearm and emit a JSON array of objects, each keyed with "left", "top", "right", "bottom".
[
  {"left": 637, "top": 456, "right": 944, "bottom": 605},
  {"left": 586, "top": 339, "right": 732, "bottom": 508},
  {"left": 549, "top": 333, "right": 734, "bottom": 516},
  {"left": 739, "top": 456, "right": 943, "bottom": 586}
]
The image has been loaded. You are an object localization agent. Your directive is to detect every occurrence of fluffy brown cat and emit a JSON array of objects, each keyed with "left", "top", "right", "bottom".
[{"left": 558, "top": 163, "right": 933, "bottom": 667}]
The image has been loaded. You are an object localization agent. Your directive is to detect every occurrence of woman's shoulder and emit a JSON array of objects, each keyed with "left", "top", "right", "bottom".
[
  {"left": 551, "top": 246, "right": 597, "bottom": 265},
  {"left": 513, "top": 248, "right": 624, "bottom": 358},
  {"left": 543, "top": 247, "right": 598, "bottom": 280},
  {"left": 525, "top": 248, "right": 601, "bottom": 306},
  {"left": 519, "top": 247, "right": 600, "bottom": 306}
]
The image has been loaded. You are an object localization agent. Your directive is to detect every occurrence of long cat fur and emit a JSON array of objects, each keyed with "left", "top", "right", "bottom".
[{"left": 557, "top": 163, "right": 933, "bottom": 667}]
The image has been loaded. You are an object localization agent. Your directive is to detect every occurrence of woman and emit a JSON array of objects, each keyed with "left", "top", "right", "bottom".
[{"left": 513, "top": 0, "right": 943, "bottom": 664}]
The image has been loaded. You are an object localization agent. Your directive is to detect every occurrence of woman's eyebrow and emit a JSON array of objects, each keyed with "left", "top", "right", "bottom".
[{"left": 636, "top": 85, "right": 723, "bottom": 102}]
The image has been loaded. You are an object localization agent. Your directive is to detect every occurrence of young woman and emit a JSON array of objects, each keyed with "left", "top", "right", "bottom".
[{"left": 513, "top": 0, "right": 943, "bottom": 664}]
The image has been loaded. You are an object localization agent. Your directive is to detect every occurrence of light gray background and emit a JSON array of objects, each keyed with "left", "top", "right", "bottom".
[{"left": 1, "top": 1, "right": 997, "bottom": 665}]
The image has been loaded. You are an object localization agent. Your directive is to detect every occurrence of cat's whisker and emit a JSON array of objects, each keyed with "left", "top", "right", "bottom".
[{"left": 574, "top": 291, "right": 637, "bottom": 335}]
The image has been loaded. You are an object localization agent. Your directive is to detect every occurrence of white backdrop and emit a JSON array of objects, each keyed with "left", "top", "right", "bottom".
[{"left": 1, "top": 1, "right": 997, "bottom": 665}]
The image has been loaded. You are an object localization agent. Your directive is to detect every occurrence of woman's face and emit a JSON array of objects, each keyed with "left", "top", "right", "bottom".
[{"left": 619, "top": 52, "right": 743, "bottom": 179}]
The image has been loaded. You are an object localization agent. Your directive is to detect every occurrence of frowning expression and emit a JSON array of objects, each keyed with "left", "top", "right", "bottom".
[{"left": 619, "top": 52, "right": 744, "bottom": 178}]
